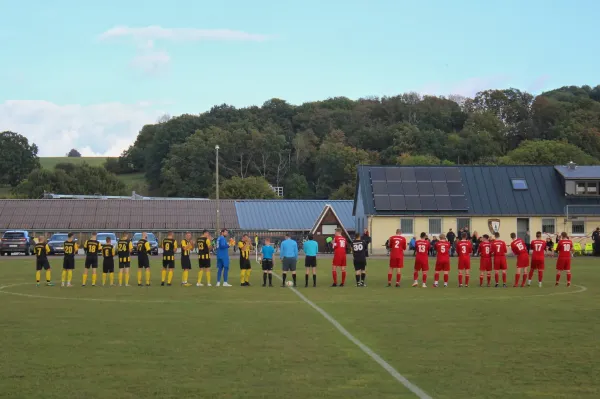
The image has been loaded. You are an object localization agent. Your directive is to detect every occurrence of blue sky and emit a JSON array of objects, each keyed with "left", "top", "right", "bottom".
[{"left": 1, "top": 0, "right": 599, "bottom": 156}]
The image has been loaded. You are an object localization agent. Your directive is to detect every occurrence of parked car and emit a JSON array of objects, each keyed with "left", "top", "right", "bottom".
[
  {"left": 96, "top": 232, "right": 117, "bottom": 247},
  {"left": 47, "top": 233, "right": 78, "bottom": 255},
  {"left": 0, "top": 230, "right": 36, "bottom": 256},
  {"left": 131, "top": 233, "right": 159, "bottom": 255}
]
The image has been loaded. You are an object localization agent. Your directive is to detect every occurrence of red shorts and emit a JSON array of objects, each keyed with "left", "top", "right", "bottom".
[
  {"left": 517, "top": 253, "right": 530, "bottom": 268},
  {"left": 332, "top": 254, "right": 346, "bottom": 267},
  {"left": 435, "top": 260, "right": 450, "bottom": 272},
  {"left": 458, "top": 258, "right": 471, "bottom": 270},
  {"left": 414, "top": 258, "right": 429, "bottom": 272},
  {"left": 479, "top": 258, "right": 492, "bottom": 272},
  {"left": 493, "top": 257, "right": 507, "bottom": 271},
  {"left": 530, "top": 259, "right": 545, "bottom": 270},
  {"left": 389, "top": 257, "right": 404, "bottom": 269},
  {"left": 556, "top": 257, "right": 571, "bottom": 271}
]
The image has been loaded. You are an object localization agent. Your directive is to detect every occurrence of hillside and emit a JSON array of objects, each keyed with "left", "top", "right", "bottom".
[{"left": 39, "top": 157, "right": 113, "bottom": 169}]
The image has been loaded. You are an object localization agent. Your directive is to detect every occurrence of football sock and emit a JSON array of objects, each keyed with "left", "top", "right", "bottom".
[
  {"left": 125, "top": 271, "right": 130, "bottom": 285},
  {"left": 263, "top": 273, "right": 267, "bottom": 285},
  {"left": 145, "top": 270, "right": 151, "bottom": 285},
  {"left": 35, "top": 271, "right": 41, "bottom": 283},
  {"left": 332, "top": 270, "right": 338, "bottom": 284},
  {"left": 341, "top": 271, "right": 346, "bottom": 285},
  {"left": 566, "top": 272, "right": 572, "bottom": 284},
  {"left": 45, "top": 270, "right": 51, "bottom": 282},
  {"left": 479, "top": 275, "right": 483, "bottom": 285},
  {"left": 413, "top": 271, "right": 418, "bottom": 281},
  {"left": 206, "top": 270, "right": 211, "bottom": 284},
  {"left": 82, "top": 274, "right": 88, "bottom": 285},
  {"left": 396, "top": 273, "right": 401, "bottom": 284},
  {"left": 102, "top": 273, "right": 107, "bottom": 285},
  {"left": 514, "top": 273, "right": 520, "bottom": 286},
  {"left": 361, "top": 272, "right": 366, "bottom": 283},
  {"left": 137, "top": 270, "right": 142, "bottom": 285},
  {"left": 198, "top": 270, "right": 204, "bottom": 284},
  {"left": 387, "top": 273, "right": 392, "bottom": 283},
  {"left": 355, "top": 274, "right": 360, "bottom": 284},
  {"left": 109, "top": 273, "right": 114, "bottom": 285},
  {"left": 216, "top": 266, "right": 223, "bottom": 283},
  {"left": 443, "top": 274, "right": 448, "bottom": 284},
  {"left": 118, "top": 272, "right": 123, "bottom": 285},
  {"left": 434, "top": 272, "right": 440, "bottom": 283},
  {"left": 161, "top": 269, "right": 167, "bottom": 283},
  {"left": 240, "top": 270, "right": 245, "bottom": 284},
  {"left": 465, "top": 275, "right": 470, "bottom": 285},
  {"left": 61, "top": 270, "right": 67, "bottom": 283},
  {"left": 92, "top": 274, "right": 97, "bottom": 286},
  {"left": 282, "top": 273, "right": 287, "bottom": 285},
  {"left": 305, "top": 274, "right": 309, "bottom": 286},
  {"left": 538, "top": 270, "right": 543, "bottom": 282},
  {"left": 486, "top": 275, "right": 491, "bottom": 285},
  {"left": 223, "top": 267, "right": 229, "bottom": 282},
  {"left": 182, "top": 270, "right": 188, "bottom": 283},
  {"left": 246, "top": 269, "right": 251, "bottom": 283},
  {"left": 291, "top": 274, "right": 297, "bottom": 285},
  {"left": 67, "top": 270, "right": 73, "bottom": 283},
  {"left": 521, "top": 273, "right": 527, "bottom": 286},
  {"left": 312, "top": 274, "right": 316, "bottom": 285},
  {"left": 422, "top": 273, "right": 427, "bottom": 284},
  {"left": 268, "top": 273, "right": 273, "bottom": 285},
  {"left": 494, "top": 272, "right": 499, "bottom": 284},
  {"left": 528, "top": 269, "right": 534, "bottom": 280},
  {"left": 458, "top": 274, "right": 463, "bottom": 285},
  {"left": 502, "top": 272, "right": 507, "bottom": 284},
  {"left": 556, "top": 272, "right": 561, "bottom": 283},
  {"left": 167, "top": 270, "right": 173, "bottom": 284}
]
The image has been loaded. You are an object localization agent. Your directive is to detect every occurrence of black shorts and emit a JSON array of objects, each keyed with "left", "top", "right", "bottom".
[
  {"left": 85, "top": 257, "right": 98, "bottom": 269},
  {"left": 63, "top": 257, "right": 75, "bottom": 270},
  {"left": 262, "top": 259, "right": 273, "bottom": 271},
  {"left": 353, "top": 260, "right": 367, "bottom": 271},
  {"left": 118, "top": 261, "right": 130, "bottom": 269},
  {"left": 103, "top": 261, "right": 115, "bottom": 273},
  {"left": 198, "top": 258, "right": 211, "bottom": 269},
  {"left": 162, "top": 259, "right": 175, "bottom": 269},
  {"left": 181, "top": 257, "right": 191, "bottom": 270},
  {"left": 305, "top": 256, "right": 317, "bottom": 268},
  {"left": 240, "top": 258, "right": 251, "bottom": 270},
  {"left": 36, "top": 259, "right": 50, "bottom": 271},
  {"left": 138, "top": 256, "right": 150, "bottom": 269}
]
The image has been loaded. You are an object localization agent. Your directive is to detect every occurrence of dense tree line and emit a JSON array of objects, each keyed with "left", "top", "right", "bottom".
[{"left": 118, "top": 85, "right": 600, "bottom": 199}]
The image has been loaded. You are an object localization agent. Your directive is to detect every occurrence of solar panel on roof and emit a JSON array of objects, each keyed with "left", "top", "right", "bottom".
[
  {"left": 417, "top": 182, "right": 434, "bottom": 195},
  {"left": 445, "top": 168, "right": 461, "bottom": 181},
  {"left": 374, "top": 194, "right": 391, "bottom": 211},
  {"left": 435, "top": 195, "right": 453, "bottom": 210},
  {"left": 433, "top": 182, "right": 449, "bottom": 195},
  {"left": 387, "top": 182, "right": 404, "bottom": 195},
  {"left": 447, "top": 182, "right": 464, "bottom": 195},
  {"left": 405, "top": 196, "right": 422, "bottom": 210},
  {"left": 430, "top": 168, "right": 446, "bottom": 182},
  {"left": 450, "top": 195, "right": 469, "bottom": 210},
  {"left": 389, "top": 195, "right": 406, "bottom": 210},
  {"left": 372, "top": 181, "right": 387, "bottom": 195},
  {"left": 370, "top": 169, "right": 386, "bottom": 182},
  {"left": 402, "top": 182, "right": 418, "bottom": 195},
  {"left": 399, "top": 168, "right": 416, "bottom": 181},
  {"left": 415, "top": 168, "right": 431, "bottom": 181},
  {"left": 385, "top": 168, "right": 403, "bottom": 181},
  {"left": 420, "top": 196, "right": 437, "bottom": 210}
]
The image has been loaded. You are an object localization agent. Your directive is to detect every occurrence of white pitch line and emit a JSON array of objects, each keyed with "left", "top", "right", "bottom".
[{"left": 273, "top": 273, "right": 432, "bottom": 399}]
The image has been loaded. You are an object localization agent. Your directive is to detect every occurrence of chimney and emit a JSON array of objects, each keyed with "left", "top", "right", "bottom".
[{"left": 567, "top": 161, "right": 577, "bottom": 170}]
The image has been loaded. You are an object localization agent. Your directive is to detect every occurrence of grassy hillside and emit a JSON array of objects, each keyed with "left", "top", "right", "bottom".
[{"left": 39, "top": 157, "right": 111, "bottom": 169}]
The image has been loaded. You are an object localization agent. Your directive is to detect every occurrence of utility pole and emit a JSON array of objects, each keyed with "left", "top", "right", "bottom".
[{"left": 215, "top": 145, "right": 220, "bottom": 235}]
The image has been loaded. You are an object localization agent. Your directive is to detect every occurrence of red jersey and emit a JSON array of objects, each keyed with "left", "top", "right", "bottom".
[
  {"left": 557, "top": 240, "right": 573, "bottom": 259},
  {"left": 332, "top": 236, "right": 347, "bottom": 255},
  {"left": 492, "top": 240, "right": 507, "bottom": 257},
  {"left": 479, "top": 241, "right": 492, "bottom": 259},
  {"left": 388, "top": 235, "right": 407, "bottom": 259},
  {"left": 415, "top": 240, "right": 430, "bottom": 260},
  {"left": 435, "top": 241, "right": 451, "bottom": 262},
  {"left": 456, "top": 240, "right": 472, "bottom": 258},
  {"left": 510, "top": 238, "right": 527, "bottom": 256},
  {"left": 530, "top": 239, "right": 546, "bottom": 261}
]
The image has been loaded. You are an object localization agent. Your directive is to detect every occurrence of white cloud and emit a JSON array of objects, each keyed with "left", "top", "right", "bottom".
[
  {"left": 129, "top": 50, "right": 171, "bottom": 74},
  {"left": 0, "top": 100, "right": 164, "bottom": 156},
  {"left": 419, "top": 75, "right": 511, "bottom": 98}
]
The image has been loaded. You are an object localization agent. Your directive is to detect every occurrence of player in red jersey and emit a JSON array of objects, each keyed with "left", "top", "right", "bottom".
[
  {"left": 433, "top": 234, "right": 451, "bottom": 288},
  {"left": 528, "top": 231, "right": 546, "bottom": 287},
  {"left": 555, "top": 232, "right": 573, "bottom": 287},
  {"left": 331, "top": 229, "right": 347, "bottom": 287},
  {"left": 387, "top": 229, "right": 407, "bottom": 287},
  {"left": 492, "top": 232, "right": 508, "bottom": 288},
  {"left": 478, "top": 235, "right": 492, "bottom": 287},
  {"left": 510, "top": 233, "right": 530, "bottom": 287},
  {"left": 412, "top": 232, "right": 430, "bottom": 288},
  {"left": 455, "top": 232, "right": 472, "bottom": 287}
]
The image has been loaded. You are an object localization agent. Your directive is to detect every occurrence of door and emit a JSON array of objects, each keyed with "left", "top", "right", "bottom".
[{"left": 517, "top": 218, "right": 530, "bottom": 240}]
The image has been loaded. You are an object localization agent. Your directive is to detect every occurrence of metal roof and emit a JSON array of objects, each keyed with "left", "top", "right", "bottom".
[
  {"left": 235, "top": 200, "right": 355, "bottom": 231},
  {"left": 554, "top": 165, "right": 600, "bottom": 179},
  {"left": 355, "top": 165, "right": 600, "bottom": 216}
]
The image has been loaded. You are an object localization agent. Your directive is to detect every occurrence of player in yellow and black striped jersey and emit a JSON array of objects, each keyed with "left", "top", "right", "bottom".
[
  {"left": 101, "top": 237, "right": 116, "bottom": 286},
  {"left": 136, "top": 232, "right": 152, "bottom": 286},
  {"left": 238, "top": 234, "right": 252, "bottom": 286},
  {"left": 161, "top": 232, "right": 178, "bottom": 286},
  {"left": 61, "top": 233, "right": 79, "bottom": 287},
  {"left": 117, "top": 233, "right": 133, "bottom": 286},
  {"left": 82, "top": 233, "right": 102, "bottom": 287},
  {"left": 196, "top": 230, "right": 212, "bottom": 286},
  {"left": 180, "top": 232, "right": 193, "bottom": 287},
  {"left": 34, "top": 236, "right": 53, "bottom": 286}
]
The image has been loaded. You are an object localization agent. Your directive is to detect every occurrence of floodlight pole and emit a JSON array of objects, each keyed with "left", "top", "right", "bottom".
[{"left": 215, "top": 145, "right": 220, "bottom": 235}]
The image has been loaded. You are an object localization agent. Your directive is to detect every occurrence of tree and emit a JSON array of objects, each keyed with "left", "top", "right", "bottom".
[
  {"left": 397, "top": 154, "right": 444, "bottom": 165},
  {"left": 217, "top": 176, "right": 277, "bottom": 199},
  {"left": 0, "top": 131, "right": 40, "bottom": 187},
  {"left": 67, "top": 149, "right": 81, "bottom": 157},
  {"left": 283, "top": 173, "right": 313, "bottom": 199},
  {"left": 499, "top": 140, "right": 599, "bottom": 165}
]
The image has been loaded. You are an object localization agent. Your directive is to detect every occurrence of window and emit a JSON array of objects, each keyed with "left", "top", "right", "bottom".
[
  {"left": 576, "top": 182, "right": 586, "bottom": 194},
  {"left": 429, "top": 218, "right": 442, "bottom": 235},
  {"left": 575, "top": 181, "right": 599, "bottom": 196},
  {"left": 321, "top": 225, "right": 338, "bottom": 235},
  {"left": 542, "top": 218, "right": 555, "bottom": 235},
  {"left": 400, "top": 218, "right": 413, "bottom": 235},
  {"left": 571, "top": 220, "right": 585, "bottom": 235},
  {"left": 511, "top": 178, "right": 528, "bottom": 190},
  {"left": 457, "top": 218, "right": 471, "bottom": 232}
]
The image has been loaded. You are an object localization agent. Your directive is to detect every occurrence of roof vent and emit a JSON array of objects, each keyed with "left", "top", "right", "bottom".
[{"left": 567, "top": 161, "right": 577, "bottom": 170}]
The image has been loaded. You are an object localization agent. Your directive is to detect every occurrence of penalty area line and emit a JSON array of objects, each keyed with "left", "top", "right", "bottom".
[{"left": 273, "top": 272, "right": 433, "bottom": 399}]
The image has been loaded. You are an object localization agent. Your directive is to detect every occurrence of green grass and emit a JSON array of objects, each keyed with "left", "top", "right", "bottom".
[
  {"left": 39, "top": 157, "right": 112, "bottom": 169},
  {"left": 1, "top": 256, "right": 599, "bottom": 399}
]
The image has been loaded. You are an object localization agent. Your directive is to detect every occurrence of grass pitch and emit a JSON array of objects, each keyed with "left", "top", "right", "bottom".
[{"left": 1, "top": 256, "right": 599, "bottom": 399}]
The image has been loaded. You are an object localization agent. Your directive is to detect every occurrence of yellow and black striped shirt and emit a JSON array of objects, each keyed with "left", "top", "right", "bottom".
[
  {"left": 238, "top": 241, "right": 251, "bottom": 260},
  {"left": 181, "top": 239, "right": 193, "bottom": 259},
  {"left": 161, "top": 238, "right": 177, "bottom": 261},
  {"left": 63, "top": 241, "right": 78, "bottom": 258},
  {"left": 102, "top": 245, "right": 116, "bottom": 259},
  {"left": 35, "top": 243, "right": 51, "bottom": 260},
  {"left": 197, "top": 237, "right": 211, "bottom": 260},
  {"left": 117, "top": 239, "right": 133, "bottom": 263},
  {"left": 84, "top": 239, "right": 101, "bottom": 257}
]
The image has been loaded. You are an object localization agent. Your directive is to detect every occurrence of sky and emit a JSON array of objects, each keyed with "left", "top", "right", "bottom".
[{"left": 1, "top": 0, "right": 599, "bottom": 156}]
